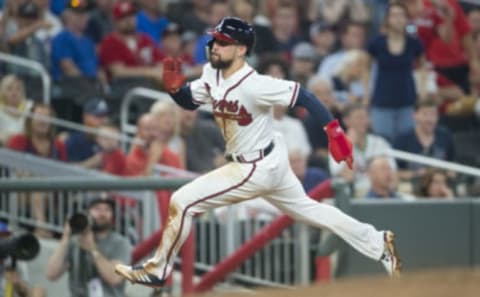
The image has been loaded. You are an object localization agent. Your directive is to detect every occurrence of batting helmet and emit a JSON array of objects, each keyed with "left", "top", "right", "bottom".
[{"left": 207, "top": 17, "right": 256, "bottom": 55}]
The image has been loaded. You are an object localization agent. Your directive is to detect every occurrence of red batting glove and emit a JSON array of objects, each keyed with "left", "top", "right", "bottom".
[
  {"left": 324, "top": 119, "right": 354, "bottom": 169},
  {"left": 163, "top": 57, "right": 185, "bottom": 93}
]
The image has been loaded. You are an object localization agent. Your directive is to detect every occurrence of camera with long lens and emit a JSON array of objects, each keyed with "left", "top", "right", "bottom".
[
  {"left": 0, "top": 233, "right": 40, "bottom": 269},
  {"left": 68, "top": 213, "right": 91, "bottom": 234}
]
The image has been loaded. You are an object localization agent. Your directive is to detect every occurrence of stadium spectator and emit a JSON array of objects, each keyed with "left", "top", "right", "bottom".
[
  {"left": 406, "top": 0, "right": 478, "bottom": 95},
  {"left": 50, "top": 0, "right": 100, "bottom": 81},
  {"left": 331, "top": 49, "right": 370, "bottom": 111},
  {"left": 85, "top": 0, "right": 115, "bottom": 45},
  {"left": 7, "top": 103, "right": 67, "bottom": 237},
  {"left": 0, "top": 0, "right": 27, "bottom": 51},
  {"left": 329, "top": 103, "right": 394, "bottom": 198},
  {"left": 232, "top": 0, "right": 279, "bottom": 56},
  {"left": 46, "top": 197, "right": 132, "bottom": 297},
  {"left": 79, "top": 124, "right": 127, "bottom": 176},
  {"left": 289, "top": 149, "right": 328, "bottom": 192},
  {"left": 193, "top": 0, "right": 231, "bottom": 65},
  {"left": 368, "top": 1, "right": 427, "bottom": 143},
  {"left": 317, "top": 22, "right": 367, "bottom": 79},
  {"left": 179, "top": 109, "right": 225, "bottom": 173},
  {"left": 258, "top": 55, "right": 289, "bottom": 79},
  {"left": 415, "top": 168, "right": 454, "bottom": 198},
  {"left": 308, "top": 21, "right": 336, "bottom": 64},
  {"left": 469, "top": 8, "right": 480, "bottom": 36},
  {"left": 303, "top": 75, "right": 338, "bottom": 169},
  {"left": 158, "top": 22, "right": 196, "bottom": 68},
  {"left": 394, "top": 99, "right": 455, "bottom": 181},
  {"left": 271, "top": 2, "right": 301, "bottom": 59},
  {"left": 315, "top": 0, "right": 370, "bottom": 28},
  {"left": 98, "top": 0, "right": 163, "bottom": 83},
  {"left": 364, "top": 156, "right": 414, "bottom": 200},
  {"left": 7, "top": 103, "right": 66, "bottom": 161},
  {"left": 290, "top": 42, "right": 317, "bottom": 87},
  {"left": 273, "top": 104, "right": 311, "bottom": 157},
  {"left": 150, "top": 100, "right": 185, "bottom": 166},
  {"left": 64, "top": 98, "right": 109, "bottom": 162},
  {"left": 136, "top": 0, "right": 169, "bottom": 44},
  {"left": 125, "top": 113, "right": 182, "bottom": 176},
  {"left": 0, "top": 75, "right": 33, "bottom": 146},
  {"left": 33, "top": 0, "right": 62, "bottom": 42},
  {"left": 3, "top": 2, "right": 51, "bottom": 70},
  {"left": 180, "top": 0, "right": 210, "bottom": 35}
]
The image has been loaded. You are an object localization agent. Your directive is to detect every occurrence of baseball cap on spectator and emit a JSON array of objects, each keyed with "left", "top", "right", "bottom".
[
  {"left": 18, "top": 2, "right": 40, "bottom": 19},
  {"left": 112, "top": 1, "right": 137, "bottom": 21},
  {"left": 87, "top": 196, "right": 116, "bottom": 211},
  {"left": 66, "top": 0, "right": 94, "bottom": 13},
  {"left": 292, "top": 42, "right": 316, "bottom": 61},
  {"left": 83, "top": 98, "right": 109, "bottom": 117},
  {"left": 162, "top": 23, "right": 182, "bottom": 38}
]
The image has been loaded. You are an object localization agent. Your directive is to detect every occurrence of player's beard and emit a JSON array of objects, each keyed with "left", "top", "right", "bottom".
[{"left": 210, "top": 54, "right": 234, "bottom": 69}]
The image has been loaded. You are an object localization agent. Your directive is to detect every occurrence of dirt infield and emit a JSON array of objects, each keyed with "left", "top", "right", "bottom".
[{"left": 209, "top": 269, "right": 480, "bottom": 297}]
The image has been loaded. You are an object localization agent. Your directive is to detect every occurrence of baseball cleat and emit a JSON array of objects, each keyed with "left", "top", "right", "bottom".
[
  {"left": 380, "top": 230, "right": 402, "bottom": 277},
  {"left": 115, "top": 263, "right": 165, "bottom": 288}
]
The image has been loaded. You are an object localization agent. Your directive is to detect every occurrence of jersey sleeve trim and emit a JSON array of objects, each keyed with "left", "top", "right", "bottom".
[{"left": 288, "top": 82, "right": 300, "bottom": 108}]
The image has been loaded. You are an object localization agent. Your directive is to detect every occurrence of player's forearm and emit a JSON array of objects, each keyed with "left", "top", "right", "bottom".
[{"left": 295, "top": 87, "right": 334, "bottom": 128}]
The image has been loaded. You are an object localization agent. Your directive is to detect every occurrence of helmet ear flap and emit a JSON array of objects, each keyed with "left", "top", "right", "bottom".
[{"left": 205, "top": 38, "right": 215, "bottom": 61}]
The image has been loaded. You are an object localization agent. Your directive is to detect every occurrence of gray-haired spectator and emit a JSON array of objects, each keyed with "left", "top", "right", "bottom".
[{"left": 364, "top": 156, "right": 414, "bottom": 200}]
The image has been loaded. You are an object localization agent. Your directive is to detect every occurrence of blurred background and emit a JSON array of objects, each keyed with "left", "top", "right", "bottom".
[{"left": 0, "top": 0, "right": 480, "bottom": 296}]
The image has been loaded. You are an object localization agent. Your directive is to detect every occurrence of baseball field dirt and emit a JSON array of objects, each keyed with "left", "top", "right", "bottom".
[{"left": 207, "top": 268, "right": 480, "bottom": 297}]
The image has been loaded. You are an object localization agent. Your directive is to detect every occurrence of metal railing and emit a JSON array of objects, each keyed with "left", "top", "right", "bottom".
[
  {"left": 0, "top": 149, "right": 161, "bottom": 242},
  {"left": 0, "top": 52, "right": 51, "bottom": 104},
  {"left": 0, "top": 148, "right": 316, "bottom": 287}
]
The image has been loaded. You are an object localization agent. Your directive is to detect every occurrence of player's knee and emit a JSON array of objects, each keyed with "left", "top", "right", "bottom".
[{"left": 170, "top": 190, "right": 189, "bottom": 212}]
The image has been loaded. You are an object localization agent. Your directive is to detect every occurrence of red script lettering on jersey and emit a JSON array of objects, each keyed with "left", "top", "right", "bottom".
[{"left": 212, "top": 99, "right": 252, "bottom": 126}]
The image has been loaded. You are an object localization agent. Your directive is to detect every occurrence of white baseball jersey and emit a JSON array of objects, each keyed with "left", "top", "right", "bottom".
[{"left": 189, "top": 62, "right": 300, "bottom": 155}]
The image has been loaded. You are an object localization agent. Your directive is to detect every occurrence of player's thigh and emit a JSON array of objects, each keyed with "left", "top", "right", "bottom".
[{"left": 171, "top": 162, "right": 262, "bottom": 213}]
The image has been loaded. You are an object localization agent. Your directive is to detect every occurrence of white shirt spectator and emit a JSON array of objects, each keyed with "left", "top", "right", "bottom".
[
  {"left": 329, "top": 133, "right": 394, "bottom": 197},
  {"left": 273, "top": 115, "right": 312, "bottom": 157}
]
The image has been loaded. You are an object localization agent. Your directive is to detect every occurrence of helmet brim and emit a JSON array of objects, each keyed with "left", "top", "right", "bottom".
[{"left": 208, "top": 30, "right": 237, "bottom": 44}]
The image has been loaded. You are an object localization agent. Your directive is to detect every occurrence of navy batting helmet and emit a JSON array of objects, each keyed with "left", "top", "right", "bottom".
[{"left": 207, "top": 17, "right": 255, "bottom": 55}]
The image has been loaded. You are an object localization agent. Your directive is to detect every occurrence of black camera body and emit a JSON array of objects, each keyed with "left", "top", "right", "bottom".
[{"left": 68, "top": 213, "right": 92, "bottom": 234}]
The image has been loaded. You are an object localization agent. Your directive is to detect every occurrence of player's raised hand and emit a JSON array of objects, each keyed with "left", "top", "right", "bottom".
[
  {"left": 163, "top": 57, "right": 185, "bottom": 93},
  {"left": 324, "top": 119, "right": 354, "bottom": 170}
]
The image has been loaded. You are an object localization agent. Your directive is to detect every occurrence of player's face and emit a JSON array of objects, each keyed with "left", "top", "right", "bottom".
[{"left": 210, "top": 39, "right": 241, "bottom": 69}]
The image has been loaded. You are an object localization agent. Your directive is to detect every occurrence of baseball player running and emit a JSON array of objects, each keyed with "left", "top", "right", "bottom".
[{"left": 115, "top": 17, "right": 401, "bottom": 287}]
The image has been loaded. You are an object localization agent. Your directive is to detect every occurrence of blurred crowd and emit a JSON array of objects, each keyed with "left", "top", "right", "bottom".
[
  {"left": 0, "top": 0, "right": 478, "bottom": 196},
  {"left": 1, "top": 0, "right": 480, "bottom": 295}
]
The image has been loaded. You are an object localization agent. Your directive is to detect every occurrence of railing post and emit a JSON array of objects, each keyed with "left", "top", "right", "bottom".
[{"left": 296, "top": 223, "right": 310, "bottom": 285}]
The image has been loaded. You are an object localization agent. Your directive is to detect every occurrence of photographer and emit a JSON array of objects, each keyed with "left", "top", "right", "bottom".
[
  {"left": 0, "top": 223, "right": 45, "bottom": 297},
  {"left": 45, "top": 197, "right": 132, "bottom": 297}
]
